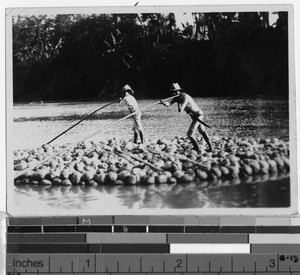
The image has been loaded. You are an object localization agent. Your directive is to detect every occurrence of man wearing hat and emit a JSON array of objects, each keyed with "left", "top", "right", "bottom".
[
  {"left": 160, "top": 83, "right": 213, "bottom": 152},
  {"left": 119, "top": 84, "right": 144, "bottom": 144}
]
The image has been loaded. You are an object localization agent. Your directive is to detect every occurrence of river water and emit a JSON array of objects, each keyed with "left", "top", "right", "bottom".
[{"left": 10, "top": 97, "right": 291, "bottom": 215}]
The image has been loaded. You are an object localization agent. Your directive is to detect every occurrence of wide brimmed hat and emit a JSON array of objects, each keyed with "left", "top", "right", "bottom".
[
  {"left": 169, "top": 83, "right": 183, "bottom": 92},
  {"left": 120, "top": 84, "right": 134, "bottom": 95}
]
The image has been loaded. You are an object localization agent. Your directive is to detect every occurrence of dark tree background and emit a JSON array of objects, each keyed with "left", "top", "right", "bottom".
[{"left": 12, "top": 12, "right": 288, "bottom": 102}]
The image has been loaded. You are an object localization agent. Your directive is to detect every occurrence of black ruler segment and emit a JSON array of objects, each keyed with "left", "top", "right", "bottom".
[
  {"left": 221, "top": 226, "right": 256, "bottom": 233},
  {"left": 76, "top": 225, "right": 112, "bottom": 232},
  {"left": 256, "top": 226, "right": 291, "bottom": 233},
  {"left": 148, "top": 226, "right": 184, "bottom": 233},
  {"left": 44, "top": 225, "right": 76, "bottom": 232},
  {"left": 7, "top": 233, "right": 86, "bottom": 243},
  {"left": 7, "top": 224, "right": 300, "bottom": 234},
  {"left": 7, "top": 244, "right": 170, "bottom": 253},
  {"left": 185, "top": 226, "right": 220, "bottom": 233},
  {"left": 291, "top": 226, "right": 300, "bottom": 233},
  {"left": 7, "top": 226, "right": 42, "bottom": 233},
  {"left": 114, "top": 225, "right": 147, "bottom": 233}
]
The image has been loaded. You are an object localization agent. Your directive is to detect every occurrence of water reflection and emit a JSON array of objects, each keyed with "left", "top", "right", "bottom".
[{"left": 14, "top": 174, "right": 290, "bottom": 213}]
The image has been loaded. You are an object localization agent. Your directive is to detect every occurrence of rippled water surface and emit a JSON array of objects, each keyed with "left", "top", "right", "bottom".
[{"left": 11, "top": 97, "right": 290, "bottom": 215}]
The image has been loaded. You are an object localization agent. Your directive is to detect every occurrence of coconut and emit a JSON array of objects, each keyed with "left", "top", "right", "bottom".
[
  {"left": 210, "top": 167, "right": 222, "bottom": 178},
  {"left": 94, "top": 173, "right": 106, "bottom": 184},
  {"left": 114, "top": 179, "right": 124, "bottom": 185},
  {"left": 52, "top": 177, "right": 62, "bottom": 185},
  {"left": 173, "top": 170, "right": 184, "bottom": 180},
  {"left": 40, "top": 179, "right": 52, "bottom": 186},
  {"left": 46, "top": 168, "right": 61, "bottom": 180},
  {"left": 281, "top": 156, "right": 290, "bottom": 170},
  {"left": 63, "top": 154, "right": 72, "bottom": 162},
  {"left": 168, "top": 177, "right": 177, "bottom": 184},
  {"left": 207, "top": 173, "right": 218, "bottom": 182},
  {"left": 241, "top": 165, "right": 253, "bottom": 176},
  {"left": 144, "top": 176, "right": 156, "bottom": 185},
  {"left": 81, "top": 171, "right": 95, "bottom": 183},
  {"left": 69, "top": 171, "right": 82, "bottom": 185},
  {"left": 220, "top": 166, "right": 230, "bottom": 177},
  {"left": 32, "top": 170, "right": 48, "bottom": 181},
  {"left": 98, "top": 162, "right": 109, "bottom": 171},
  {"left": 87, "top": 180, "right": 98, "bottom": 187},
  {"left": 163, "top": 171, "right": 172, "bottom": 178},
  {"left": 124, "top": 141, "right": 134, "bottom": 151},
  {"left": 196, "top": 170, "right": 208, "bottom": 181},
  {"left": 74, "top": 162, "right": 85, "bottom": 173},
  {"left": 157, "top": 174, "right": 168, "bottom": 184},
  {"left": 228, "top": 166, "right": 240, "bottom": 178},
  {"left": 180, "top": 173, "right": 194, "bottom": 183},
  {"left": 273, "top": 157, "right": 285, "bottom": 171},
  {"left": 185, "top": 168, "right": 196, "bottom": 177},
  {"left": 14, "top": 161, "right": 28, "bottom": 171},
  {"left": 258, "top": 161, "right": 270, "bottom": 174},
  {"left": 127, "top": 175, "right": 138, "bottom": 185},
  {"left": 60, "top": 179, "right": 71, "bottom": 186},
  {"left": 249, "top": 161, "right": 260, "bottom": 173},
  {"left": 60, "top": 169, "right": 71, "bottom": 180},
  {"left": 118, "top": 170, "right": 131, "bottom": 181},
  {"left": 106, "top": 171, "right": 118, "bottom": 183},
  {"left": 14, "top": 180, "right": 23, "bottom": 185},
  {"left": 267, "top": 160, "right": 278, "bottom": 173}
]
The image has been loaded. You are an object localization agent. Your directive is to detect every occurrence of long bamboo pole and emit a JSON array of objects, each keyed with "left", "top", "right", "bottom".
[
  {"left": 47, "top": 99, "right": 119, "bottom": 144},
  {"left": 14, "top": 95, "right": 179, "bottom": 179}
]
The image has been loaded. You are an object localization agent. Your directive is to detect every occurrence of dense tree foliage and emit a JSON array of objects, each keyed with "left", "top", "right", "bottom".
[{"left": 12, "top": 12, "right": 288, "bottom": 102}]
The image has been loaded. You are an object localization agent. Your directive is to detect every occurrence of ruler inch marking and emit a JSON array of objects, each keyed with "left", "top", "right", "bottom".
[
  {"left": 94, "top": 254, "right": 96, "bottom": 272},
  {"left": 186, "top": 253, "right": 188, "bottom": 272}
]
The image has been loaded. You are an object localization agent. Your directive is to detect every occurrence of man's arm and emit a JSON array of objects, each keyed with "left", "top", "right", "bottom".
[{"left": 160, "top": 97, "right": 178, "bottom": 107}]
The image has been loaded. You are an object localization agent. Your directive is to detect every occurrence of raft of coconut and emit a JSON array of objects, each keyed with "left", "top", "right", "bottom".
[{"left": 13, "top": 136, "right": 290, "bottom": 187}]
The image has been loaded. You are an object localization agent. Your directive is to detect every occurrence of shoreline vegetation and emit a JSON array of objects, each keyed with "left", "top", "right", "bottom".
[
  {"left": 13, "top": 12, "right": 288, "bottom": 103},
  {"left": 14, "top": 136, "right": 290, "bottom": 188}
]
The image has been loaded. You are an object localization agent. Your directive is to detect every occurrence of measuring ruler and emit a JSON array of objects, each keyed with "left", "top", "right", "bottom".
[
  {"left": 6, "top": 215, "right": 300, "bottom": 274},
  {"left": 6, "top": 253, "right": 300, "bottom": 274}
]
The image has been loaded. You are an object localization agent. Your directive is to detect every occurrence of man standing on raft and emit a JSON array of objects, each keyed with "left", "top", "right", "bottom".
[
  {"left": 119, "top": 84, "right": 145, "bottom": 144},
  {"left": 160, "top": 83, "right": 213, "bottom": 152}
]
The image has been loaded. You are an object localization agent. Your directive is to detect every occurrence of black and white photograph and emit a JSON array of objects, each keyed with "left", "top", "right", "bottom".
[{"left": 6, "top": 5, "right": 297, "bottom": 216}]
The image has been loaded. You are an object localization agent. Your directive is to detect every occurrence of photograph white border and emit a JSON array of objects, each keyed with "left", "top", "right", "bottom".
[{"left": 3, "top": 2, "right": 299, "bottom": 216}]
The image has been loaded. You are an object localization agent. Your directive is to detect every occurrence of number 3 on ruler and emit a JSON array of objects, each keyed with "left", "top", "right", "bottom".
[{"left": 269, "top": 259, "right": 276, "bottom": 268}]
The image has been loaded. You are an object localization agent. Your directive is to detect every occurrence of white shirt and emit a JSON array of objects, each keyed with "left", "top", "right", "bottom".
[{"left": 120, "top": 94, "right": 139, "bottom": 113}]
